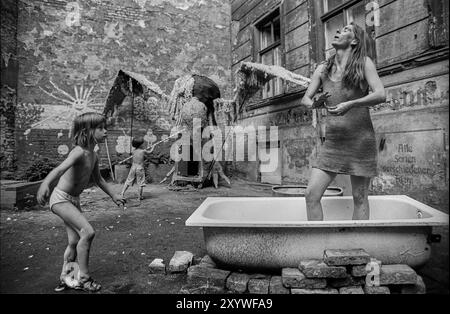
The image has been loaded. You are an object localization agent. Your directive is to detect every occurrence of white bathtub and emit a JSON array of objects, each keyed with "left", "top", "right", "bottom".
[{"left": 185, "top": 196, "right": 449, "bottom": 270}]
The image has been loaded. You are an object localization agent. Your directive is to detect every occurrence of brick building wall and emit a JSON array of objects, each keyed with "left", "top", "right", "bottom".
[
  {"left": 8, "top": 0, "right": 232, "bottom": 177},
  {"left": 1, "top": 0, "right": 19, "bottom": 177}
]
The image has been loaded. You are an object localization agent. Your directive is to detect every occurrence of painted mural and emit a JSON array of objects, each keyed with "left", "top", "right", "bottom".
[{"left": 13, "top": 0, "right": 231, "bottom": 169}]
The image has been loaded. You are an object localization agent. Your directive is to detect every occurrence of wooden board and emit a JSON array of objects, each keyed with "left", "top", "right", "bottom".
[
  {"left": 285, "top": 1, "right": 308, "bottom": 33},
  {"left": 376, "top": 0, "right": 428, "bottom": 37},
  {"left": 376, "top": 19, "right": 429, "bottom": 66},
  {"left": 285, "top": 22, "right": 309, "bottom": 52},
  {"left": 285, "top": 44, "right": 310, "bottom": 70}
]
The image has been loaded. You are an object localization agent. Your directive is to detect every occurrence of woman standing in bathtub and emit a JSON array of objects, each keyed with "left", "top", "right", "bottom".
[{"left": 301, "top": 22, "right": 386, "bottom": 221}]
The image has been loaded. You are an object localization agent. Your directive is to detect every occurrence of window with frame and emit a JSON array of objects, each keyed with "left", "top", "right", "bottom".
[
  {"left": 255, "top": 9, "right": 283, "bottom": 99},
  {"left": 321, "top": 0, "right": 370, "bottom": 59}
]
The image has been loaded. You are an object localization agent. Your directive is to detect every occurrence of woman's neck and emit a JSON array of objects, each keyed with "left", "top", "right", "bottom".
[{"left": 334, "top": 47, "right": 352, "bottom": 71}]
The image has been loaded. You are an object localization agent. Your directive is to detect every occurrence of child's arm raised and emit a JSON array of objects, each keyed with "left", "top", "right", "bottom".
[
  {"left": 36, "top": 147, "right": 84, "bottom": 205},
  {"left": 91, "top": 154, "right": 125, "bottom": 207}
]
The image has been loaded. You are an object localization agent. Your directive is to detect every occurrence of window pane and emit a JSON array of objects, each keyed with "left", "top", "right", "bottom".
[
  {"left": 260, "top": 22, "right": 273, "bottom": 50},
  {"left": 346, "top": 1, "right": 366, "bottom": 29},
  {"left": 324, "top": 0, "right": 343, "bottom": 12},
  {"left": 261, "top": 49, "right": 274, "bottom": 66},
  {"left": 324, "top": 12, "right": 344, "bottom": 50},
  {"left": 273, "top": 47, "right": 282, "bottom": 96},
  {"left": 273, "top": 17, "right": 281, "bottom": 42},
  {"left": 261, "top": 50, "right": 274, "bottom": 98}
]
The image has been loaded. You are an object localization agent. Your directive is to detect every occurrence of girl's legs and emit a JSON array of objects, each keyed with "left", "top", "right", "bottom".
[
  {"left": 60, "top": 223, "right": 80, "bottom": 280},
  {"left": 350, "top": 175, "right": 371, "bottom": 220},
  {"left": 52, "top": 202, "right": 96, "bottom": 279},
  {"left": 121, "top": 184, "right": 129, "bottom": 197},
  {"left": 305, "top": 168, "right": 337, "bottom": 221},
  {"left": 138, "top": 186, "right": 143, "bottom": 200}
]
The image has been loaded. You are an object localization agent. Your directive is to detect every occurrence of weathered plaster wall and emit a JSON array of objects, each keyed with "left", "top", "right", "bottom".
[
  {"left": 12, "top": 0, "right": 232, "bottom": 174},
  {"left": 0, "top": 0, "right": 19, "bottom": 177}
]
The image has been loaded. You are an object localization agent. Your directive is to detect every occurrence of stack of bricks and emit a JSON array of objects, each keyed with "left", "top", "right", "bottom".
[{"left": 178, "top": 249, "right": 426, "bottom": 294}]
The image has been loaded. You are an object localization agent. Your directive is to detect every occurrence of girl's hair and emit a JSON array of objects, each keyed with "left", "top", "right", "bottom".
[
  {"left": 72, "top": 112, "right": 106, "bottom": 148},
  {"left": 324, "top": 22, "right": 369, "bottom": 90}
]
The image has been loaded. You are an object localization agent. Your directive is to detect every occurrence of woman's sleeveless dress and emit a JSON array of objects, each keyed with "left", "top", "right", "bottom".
[{"left": 311, "top": 69, "right": 378, "bottom": 177}]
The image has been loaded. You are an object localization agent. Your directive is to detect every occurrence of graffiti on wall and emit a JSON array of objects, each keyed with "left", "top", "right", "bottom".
[
  {"left": 269, "top": 107, "right": 312, "bottom": 127},
  {"left": 371, "top": 129, "right": 447, "bottom": 193},
  {"left": 372, "top": 78, "right": 449, "bottom": 112}
]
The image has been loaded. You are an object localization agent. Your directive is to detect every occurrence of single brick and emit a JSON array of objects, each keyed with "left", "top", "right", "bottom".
[
  {"left": 149, "top": 258, "right": 166, "bottom": 274},
  {"left": 299, "top": 260, "right": 347, "bottom": 278},
  {"left": 269, "top": 276, "right": 290, "bottom": 294},
  {"left": 291, "top": 288, "right": 338, "bottom": 294},
  {"left": 248, "top": 278, "right": 270, "bottom": 294},
  {"left": 324, "top": 249, "right": 371, "bottom": 266},
  {"left": 168, "top": 251, "right": 193, "bottom": 273},
  {"left": 328, "top": 275, "right": 365, "bottom": 288},
  {"left": 379, "top": 265, "right": 417, "bottom": 285},
  {"left": 364, "top": 286, "right": 391, "bottom": 294},
  {"left": 282, "top": 268, "right": 326, "bottom": 289},
  {"left": 187, "top": 265, "right": 230, "bottom": 288},
  {"left": 180, "top": 284, "right": 225, "bottom": 294},
  {"left": 199, "top": 255, "right": 217, "bottom": 269},
  {"left": 401, "top": 275, "right": 426, "bottom": 294},
  {"left": 354, "top": 258, "right": 382, "bottom": 277},
  {"left": 339, "top": 286, "right": 365, "bottom": 294},
  {"left": 226, "top": 272, "right": 249, "bottom": 294}
]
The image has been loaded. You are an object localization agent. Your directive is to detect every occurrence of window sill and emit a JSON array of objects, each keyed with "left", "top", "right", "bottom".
[{"left": 246, "top": 88, "right": 307, "bottom": 111}]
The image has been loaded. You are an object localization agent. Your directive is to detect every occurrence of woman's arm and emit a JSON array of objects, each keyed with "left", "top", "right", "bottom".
[
  {"left": 351, "top": 57, "right": 386, "bottom": 107},
  {"left": 92, "top": 154, "right": 125, "bottom": 206},
  {"left": 300, "top": 64, "right": 325, "bottom": 108},
  {"left": 36, "top": 147, "right": 83, "bottom": 205}
]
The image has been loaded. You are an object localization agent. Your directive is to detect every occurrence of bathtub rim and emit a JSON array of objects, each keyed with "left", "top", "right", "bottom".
[{"left": 185, "top": 195, "right": 449, "bottom": 228}]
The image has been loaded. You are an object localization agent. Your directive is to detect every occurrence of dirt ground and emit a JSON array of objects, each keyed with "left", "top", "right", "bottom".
[{"left": 0, "top": 179, "right": 448, "bottom": 294}]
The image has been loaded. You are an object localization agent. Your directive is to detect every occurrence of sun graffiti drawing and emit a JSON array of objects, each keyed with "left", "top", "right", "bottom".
[{"left": 27, "top": 80, "right": 100, "bottom": 136}]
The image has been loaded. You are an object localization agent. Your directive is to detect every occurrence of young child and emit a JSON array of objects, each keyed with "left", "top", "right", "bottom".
[
  {"left": 120, "top": 137, "right": 154, "bottom": 201},
  {"left": 37, "top": 112, "right": 125, "bottom": 292}
]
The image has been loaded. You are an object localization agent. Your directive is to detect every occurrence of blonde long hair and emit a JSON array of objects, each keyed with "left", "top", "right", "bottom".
[
  {"left": 325, "top": 22, "right": 369, "bottom": 90},
  {"left": 71, "top": 112, "right": 106, "bottom": 148}
]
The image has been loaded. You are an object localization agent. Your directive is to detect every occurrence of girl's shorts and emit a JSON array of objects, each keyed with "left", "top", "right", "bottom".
[{"left": 49, "top": 187, "right": 81, "bottom": 212}]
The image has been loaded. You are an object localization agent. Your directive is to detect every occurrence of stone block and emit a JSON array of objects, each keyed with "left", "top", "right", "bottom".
[
  {"left": 323, "top": 249, "right": 371, "bottom": 266},
  {"left": 187, "top": 265, "right": 230, "bottom": 288},
  {"left": 339, "top": 286, "right": 365, "bottom": 294},
  {"left": 351, "top": 265, "right": 368, "bottom": 277},
  {"left": 364, "top": 286, "right": 391, "bottom": 294},
  {"left": 379, "top": 265, "right": 417, "bottom": 285},
  {"left": 299, "top": 260, "right": 347, "bottom": 278},
  {"left": 281, "top": 268, "right": 326, "bottom": 289},
  {"left": 226, "top": 272, "right": 249, "bottom": 293},
  {"left": 328, "top": 275, "right": 365, "bottom": 288},
  {"left": 353, "top": 258, "right": 382, "bottom": 277},
  {"left": 248, "top": 278, "right": 270, "bottom": 294},
  {"left": 149, "top": 258, "right": 166, "bottom": 274},
  {"left": 269, "top": 276, "right": 290, "bottom": 294},
  {"left": 401, "top": 275, "right": 426, "bottom": 294},
  {"left": 291, "top": 288, "right": 338, "bottom": 294},
  {"left": 180, "top": 284, "right": 225, "bottom": 294},
  {"left": 168, "top": 251, "right": 193, "bottom": 273},
  {"left": 199, "top": 255, "right": 217, "bottom": 269}
]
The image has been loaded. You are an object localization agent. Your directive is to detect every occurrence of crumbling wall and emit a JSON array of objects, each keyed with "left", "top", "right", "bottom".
[
  {"left": 0, "top": 0, "right": 19, "bottom": 178},
  {"left": 13, "top": 0, "right": 232, "bottom": 175}
]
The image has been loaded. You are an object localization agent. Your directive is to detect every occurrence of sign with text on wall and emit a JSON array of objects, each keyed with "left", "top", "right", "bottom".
[{"left": 372, "top": 129, "right": 448, "bottom": 193}]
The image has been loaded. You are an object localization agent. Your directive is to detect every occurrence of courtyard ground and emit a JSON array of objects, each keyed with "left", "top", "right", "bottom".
[{"left": 0, "top": 179, "right": 448, "bottom": 294}]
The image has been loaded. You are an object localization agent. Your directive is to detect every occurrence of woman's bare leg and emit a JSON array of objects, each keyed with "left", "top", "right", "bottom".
[
  {"left": 350, "top": 175, "right": 371, "bottom": 220},
  {"left": 52, "top": 202, "right": 95, "bottom": 279},
  {"left": 305, "top": 168, "right": 337, "bottom": 221}
]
